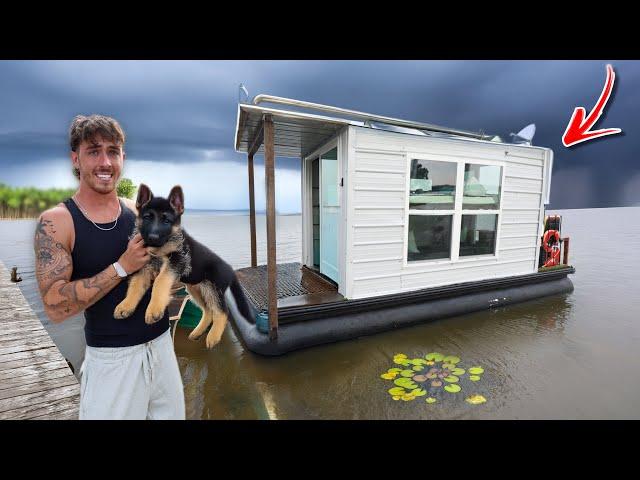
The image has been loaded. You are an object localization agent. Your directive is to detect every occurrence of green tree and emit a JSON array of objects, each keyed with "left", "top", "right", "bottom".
[{"left": 117, "top": 178, "right": 136, "bottom": 199}]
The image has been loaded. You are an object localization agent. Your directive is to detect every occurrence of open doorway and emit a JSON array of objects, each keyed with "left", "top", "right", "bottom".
[{"left": 305, "top": 146, "right": 339, "bottom": 285}]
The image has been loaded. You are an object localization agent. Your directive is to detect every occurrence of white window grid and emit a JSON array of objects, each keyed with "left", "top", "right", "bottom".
[{"left": 403, "top": 153, "right": 505, "bottom": 267}]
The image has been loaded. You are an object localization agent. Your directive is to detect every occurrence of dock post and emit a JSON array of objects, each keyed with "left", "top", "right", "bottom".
[
  {"left": 248, "top": 152, "right": 257, "bottom": 268},
  {"left": 264, "top": 114, "right": 278, "bottom": 340},
  {"left": 562, "top": 237, "right": 570, "bottom": 265}
]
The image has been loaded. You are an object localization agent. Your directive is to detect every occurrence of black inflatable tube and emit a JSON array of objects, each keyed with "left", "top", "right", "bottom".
[{"left": 228, "top": 275, "right": 574, "bottom": 356}]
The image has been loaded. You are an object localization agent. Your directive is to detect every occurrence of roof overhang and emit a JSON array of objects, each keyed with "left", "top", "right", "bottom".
[{"left": 234, "top": 104, "right": 360, "bottom": 158}]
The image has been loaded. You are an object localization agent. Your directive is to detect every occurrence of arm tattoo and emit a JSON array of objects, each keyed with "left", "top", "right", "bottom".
[{"left": 35, "top": 216, "right": 121, "bottom": 321}]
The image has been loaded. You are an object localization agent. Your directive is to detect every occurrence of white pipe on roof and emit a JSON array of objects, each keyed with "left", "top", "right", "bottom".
[{"left": 252, "top": 94, "right": 487, "bottom": 140}]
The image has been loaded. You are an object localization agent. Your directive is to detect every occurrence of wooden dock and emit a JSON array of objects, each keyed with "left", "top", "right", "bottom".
[{"left": 0, "top": 261, "right": 80, "bottom": 420}]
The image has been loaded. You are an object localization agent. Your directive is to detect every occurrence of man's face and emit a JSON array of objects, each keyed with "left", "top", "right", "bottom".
[{"left": 72, "top": 135, "right": 125, "bottom": 194}]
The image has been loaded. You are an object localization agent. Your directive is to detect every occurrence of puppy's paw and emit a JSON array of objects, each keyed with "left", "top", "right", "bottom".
[
  {"left": 205, "top": 329, "right": 222, "bottom": 349},
  {"left": 188, "top": 330, "right": 204, "bottom": 341},
  {"left": 144, "top": 304, "right": 165, "bottom": 324},
  {"left": 114, "top": 301, "right": 136, "bottom": 319}
]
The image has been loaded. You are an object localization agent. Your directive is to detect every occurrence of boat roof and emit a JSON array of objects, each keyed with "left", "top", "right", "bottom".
[
  {"left": 235, "top": 103, "right": 361, "bottom": 158},
  {"left": 234, "top": 95, "right": 540, "bottom": 158}
]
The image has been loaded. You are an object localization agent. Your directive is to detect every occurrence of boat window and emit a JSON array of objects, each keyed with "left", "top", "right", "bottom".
[
  {"left": 460, "top": 214, "right": 498, "bottom": 256},
  {"left": 409, "top": 159, "right": 457, "bottom": 210},
  {"left": 407, "top": 215, "right": 452, "bottom": 261},
  {"left": 462, "top": 163, "right": 502, "bottom": 210}
]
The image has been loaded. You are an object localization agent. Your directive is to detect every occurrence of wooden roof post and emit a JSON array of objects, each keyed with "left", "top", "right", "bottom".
[
  {"left": 264, "top": 114, "right": 278, "bottom": 340},
  {"left": 248, "top": 152, "right": 257, "bottom": 268}
]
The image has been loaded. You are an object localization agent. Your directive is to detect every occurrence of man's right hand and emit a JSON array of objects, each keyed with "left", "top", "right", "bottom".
[{"left": 118, "top": 233, "right": 151, "bottom": 274}]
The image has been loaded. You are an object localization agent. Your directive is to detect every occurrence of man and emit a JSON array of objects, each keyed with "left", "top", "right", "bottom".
[{"left": 34, "top": 114, "right": 185, "bottom": 420}]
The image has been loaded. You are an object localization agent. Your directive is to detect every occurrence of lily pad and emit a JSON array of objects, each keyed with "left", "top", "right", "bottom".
[
  {"left": 394, "top": 353, "right": 407, "bottom": 359},
  {"left": 411, "top": 388, "right": 427, "bottom": 397},
  {"left": 431, "top": 380, "right": 443, "bottom": 387},
  {"left": 394, "top": 378, "right": 411, "bottom": 387},
  {"left": 401, "top": 394, "right": 415, "bottom": 401},
  {"left": 425, "top": 397, "right": 437, "bottom": 404},
  {"left": 469, "top": 375, "right": 481, "bottom": 381},
  {"left": 426, "top": 372, "right": 437, "bottom": 379},
  {"left": 388, "top": 368, "right": 402, "bottom": 373},
  {"left": 395, "top": 379, "right": 418, "bottom": 389},
  {"left": 394, "top": 359, "right": 413, "bottom": 366},
  {"left": 443, "top": 355, "right": 461, "bottom": 364},
  {"left": 380, "top": 373, "right": 396, "bottom": 379},
  {"left": 389, "top": 387, "right": 406, "bottom": 396},
  {"left": 392, "top": 396, "right": 401, "bottom": 401},
  {"left": 442, "top": 363, "right": 456, "bottom": 370},
  {"left": 425, "top": 352, "right": 444, "bottom": 362},
  {"left": 412, "top": 365, "right": 423, "bottom": 372},
  {"left": 465, "top": 394, "right": 487, "bottom": 405},
  {"left": 444, "top": 384, "right": 461, "bottom": 393},
  {"left": 413, "top": 375, "right": 427, "bottom": 382},
  {"left": 444, "top": 375, "right": 460, "bottom": 383},
  {"left": 425, "top": 361, "right": 435, "bottom": 366},
  {"left": 401, "top": 369, "right": 415, "bottom": 377},
  {"left": 412, "top": 359, "right": 428, "bottom": 365},
  {"left": 468, "top": 367, "right": 484, "bottom": 375},
  {"left": 451, "top": 368, "right": 466, "bottom": 376}
]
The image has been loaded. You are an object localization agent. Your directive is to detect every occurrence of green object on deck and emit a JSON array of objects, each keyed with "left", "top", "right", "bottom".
[
  {"left": 256, "top": 311, "right": 269, "bottom": 334},
  {"left": 174, "top": 287, "right": 202, "bottom": 329}
]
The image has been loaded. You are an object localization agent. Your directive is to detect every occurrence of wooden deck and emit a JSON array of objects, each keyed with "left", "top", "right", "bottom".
[
  {"left": 0, "top": 262, "right": 80, "bottom": 420},
  {"left": 236, "top": 262, "right": 344, "bottom": 312}
]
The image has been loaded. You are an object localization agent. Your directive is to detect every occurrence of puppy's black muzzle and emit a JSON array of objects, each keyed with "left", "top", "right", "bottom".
[{"left": 144, "top": 233, "right": 167, "bottom": 247}]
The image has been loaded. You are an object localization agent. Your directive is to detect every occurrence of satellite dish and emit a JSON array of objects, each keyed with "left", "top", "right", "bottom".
[{"left": 510, "top": 123, "right": 536, "bottom": 145}]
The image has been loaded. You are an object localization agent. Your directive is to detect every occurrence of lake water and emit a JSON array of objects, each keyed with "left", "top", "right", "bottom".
[{"left": 1, "top": 207, "right": 639, "bottom": 419}]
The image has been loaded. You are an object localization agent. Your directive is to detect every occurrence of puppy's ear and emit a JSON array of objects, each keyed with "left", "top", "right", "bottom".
[
  {"left": 168, "top": 185, "right": 184, "bottom": 215},
  {"left": 136, "top": 183, "right": 153, "bottom": 210}
]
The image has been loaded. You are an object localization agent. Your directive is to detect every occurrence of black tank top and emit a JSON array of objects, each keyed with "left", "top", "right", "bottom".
[{"left": 63, "top": 198, "right": 169, "bottom": 347}]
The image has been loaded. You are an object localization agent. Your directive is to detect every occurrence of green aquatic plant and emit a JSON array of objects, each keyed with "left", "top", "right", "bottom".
[
  {"left": 381, "top": 352, "right": 487, "bottom": 406},
  {"left": 465, "top": 395, "right": 487, "bottom": 405},
  {"left": 444, "top": 384, "right": 461, "bottom": 393}
]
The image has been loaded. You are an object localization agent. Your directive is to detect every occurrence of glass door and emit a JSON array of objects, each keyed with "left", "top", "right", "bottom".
[{"left": 320, "top": 147, "right": 339, "bottom": 283}]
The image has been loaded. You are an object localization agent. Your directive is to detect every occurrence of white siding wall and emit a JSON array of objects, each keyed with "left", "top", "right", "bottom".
[{"left": 344, "top": 126, "right": 549, "bottom": 299}]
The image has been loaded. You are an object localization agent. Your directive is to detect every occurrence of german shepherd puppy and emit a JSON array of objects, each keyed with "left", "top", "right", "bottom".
[{"left": 113, "top": 184, "right": 254, "bottom": 348}]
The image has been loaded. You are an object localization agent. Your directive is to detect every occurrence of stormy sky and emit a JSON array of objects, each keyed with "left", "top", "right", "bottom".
[{"left": 1, "top": 60, "right": 638, "bottom": 211}]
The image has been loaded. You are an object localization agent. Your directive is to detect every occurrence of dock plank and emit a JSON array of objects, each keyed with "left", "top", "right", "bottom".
[
  {"left": 0, "top": 261, "right": 79, "bottom": 419},
  {"left": 0, "top": 360, "right": 69, "bottom": 381},
  {"left": 0, "top": 345, "right": 61, "bottom": 364},
  {"left": 0, "top": 392, "right": 80, "bottom": 420},
  {"left": 0, "top": 368, "right": 76, "bottom": 392},
  {"left": 0, "top": 384, "right": 80, "bottom": 417},
  {"left": 0, "top": 331, "right": 52, "bottom": 343},
  {"left": 0, "top": 356, "right": 69, "bottom": 372},
  {"left": 0, "top": 335, "right": 57, "bottom": 351},
  {"left": 0, "top": 375, "right": 79, "bottom": 401},
  {"left": 30, "top": 406, "right": 80, "bottom": 420}
]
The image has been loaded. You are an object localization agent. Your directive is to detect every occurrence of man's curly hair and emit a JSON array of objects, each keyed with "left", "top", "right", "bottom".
[{"left": 69, "top": 114, "right": 126, "bottom": 179}]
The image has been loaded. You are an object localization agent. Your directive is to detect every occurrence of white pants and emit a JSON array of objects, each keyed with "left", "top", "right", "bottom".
[{"left": 79, "top": 329, "right": 185, "bottom": 420}]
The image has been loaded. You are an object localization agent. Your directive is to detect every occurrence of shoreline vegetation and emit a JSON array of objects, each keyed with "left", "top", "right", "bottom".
[
  {"left": 0, "top": 180, "right": 302, "bottom": 219},
  {"left": 0, "top": 179, "right": 135, "bottom": 220}
]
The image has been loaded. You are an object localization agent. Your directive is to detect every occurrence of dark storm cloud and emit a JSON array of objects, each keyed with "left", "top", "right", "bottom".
[{"left": 0, "top": 60, "right": 639, "bottom": 208}]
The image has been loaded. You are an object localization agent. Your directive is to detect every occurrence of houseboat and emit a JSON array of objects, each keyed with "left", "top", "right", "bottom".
[{"left": 225, "top": 93, "right": 574, "bottom": 355}]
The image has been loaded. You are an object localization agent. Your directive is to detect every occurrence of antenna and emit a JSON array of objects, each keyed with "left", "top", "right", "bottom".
[
  {"left": 510, "top": 123, "right": 536, "bottom": 145},
  {"left": 238, "top": 84, "right": 249, "bottom": 104}
]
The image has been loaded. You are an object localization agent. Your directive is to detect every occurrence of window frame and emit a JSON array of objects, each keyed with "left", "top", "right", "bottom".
[{"left": 403, "top": 152, "right": 505, "bottom": 268}]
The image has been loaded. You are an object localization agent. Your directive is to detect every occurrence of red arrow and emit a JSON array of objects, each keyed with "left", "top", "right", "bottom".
[{"left": 562, "top": 64, "right": 622, "bottom": 147}]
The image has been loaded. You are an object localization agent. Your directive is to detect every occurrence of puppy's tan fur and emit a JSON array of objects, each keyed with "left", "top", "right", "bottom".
[{"left": 114, "top": 224, "right": 230, "bottom": 347}]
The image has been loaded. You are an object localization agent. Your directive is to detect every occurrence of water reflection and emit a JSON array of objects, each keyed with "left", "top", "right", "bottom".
[{"left": 171, "top": 290, "right": 577, "bottom": 419}]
